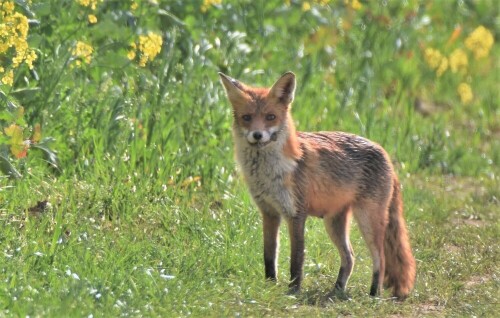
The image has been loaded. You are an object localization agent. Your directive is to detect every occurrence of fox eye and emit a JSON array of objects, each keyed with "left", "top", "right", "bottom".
[
  {"left": 266, "top": 114, "right": 276, "bottom": 121},
  {"left": 242, "top": 114, "right": 252, "bottom": 122}
]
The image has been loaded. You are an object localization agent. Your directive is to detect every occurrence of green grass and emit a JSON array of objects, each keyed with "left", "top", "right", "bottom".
[{"left": 1, "top": 0, "right": 499, "bottom": 317}]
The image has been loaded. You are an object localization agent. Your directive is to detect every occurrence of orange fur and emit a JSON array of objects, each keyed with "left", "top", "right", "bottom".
[{"left": 282, "top": 114, "right": 302, "bottom": 160}]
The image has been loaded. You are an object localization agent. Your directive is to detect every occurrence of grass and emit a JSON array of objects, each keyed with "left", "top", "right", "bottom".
[{"left": 1, "top": 0, "right": 499, "bottom": 317}]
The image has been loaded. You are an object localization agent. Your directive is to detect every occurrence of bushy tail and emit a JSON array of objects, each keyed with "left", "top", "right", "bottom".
[{"left": 384, "top": 177, "right": 416, "bottom": 299}]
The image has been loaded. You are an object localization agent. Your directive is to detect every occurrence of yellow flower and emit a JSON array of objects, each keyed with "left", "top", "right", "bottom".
[
  {"left": 424, "top": 48, "right": 443, "bottom": 69},
  {"left": 424, "top": 47, "right": 448, "bottom": 76},
  {"left": 1, "top": 1, "right": 15, "bottom": 15},
  {"left": 201, "top": 0, "right": 221, "bottom": 13},
  {"left": 344, "top": 0, "right": 362, "bottom": 10},
  {"left": 124, "top": 33, "right": 162, "bottom": 67},
  {"left": 2, "top": 70, "right": 14, "bottom": 86},
  {"left": 127, "top": 50, "right": 136, "bottom": 61},
  {"left": 449, "top": 48, "right": 468, "bottom": 73},
  {"left": 71, "top": 41, "right": 93, "bottom": 66},
  {"left": 0, "top": 1, "right": 37, "bottom": 85},
  {"left": 76, "top": 0, "right": 102, "bottom": 10},
  {"left": 436, "top": 57, "right": 448, "bottom": 77},
  {"left": 130, "top": 2, "right": 138, "bottom": 10},
  {"left": 88, "top": 14, "right": 97, "bottom": 24},
  {"left": 465, "top": 26, "right": 494, "bottom": 59},
  {"left": 351, "top": 0, "right": 362, "bottom": 10},
  {"left": 302, "top": 2, "right": 311, "bottom": 11},
  {"left": 136, "top": 32, "right": 162, "bottom": 67},
  {"left": 457, "top": 83, "right": 473, "bottom": 104}
]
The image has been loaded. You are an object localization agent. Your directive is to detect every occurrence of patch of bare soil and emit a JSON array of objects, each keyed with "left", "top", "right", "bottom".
[
  {"left": 464, "top": 275, "right": 490, "bottom": 289},
  {"left": 414, "top": 301, "right": 446, "bottom": 316}
]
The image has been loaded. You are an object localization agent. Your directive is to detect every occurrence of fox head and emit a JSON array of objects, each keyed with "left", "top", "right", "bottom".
[{"left": 219, "top": 72, "right": 296, "bottom": 147}]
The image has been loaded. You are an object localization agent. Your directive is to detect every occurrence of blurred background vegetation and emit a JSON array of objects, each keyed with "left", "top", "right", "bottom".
[
  {"left": 0, "top": 0, "right": 498, "bottom": 315},
  {"left": 1, "top": 0, "right": 498, "bottom": 190}
]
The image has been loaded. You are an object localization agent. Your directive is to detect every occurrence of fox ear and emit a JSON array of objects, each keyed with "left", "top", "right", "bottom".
[
  {"left": 218, "top": 72, "right": 249, "bottom": 106},
  {"left": 269, "top": 72, "right": 296, "bottom": 105}
]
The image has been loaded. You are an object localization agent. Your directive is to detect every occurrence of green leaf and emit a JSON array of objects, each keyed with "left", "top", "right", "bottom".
[
  {"left": 32, "top": 137, "right": 59, "bottom": 170},
  {"left": 0, "top": 154, "right": 22, "bottom": 179}
]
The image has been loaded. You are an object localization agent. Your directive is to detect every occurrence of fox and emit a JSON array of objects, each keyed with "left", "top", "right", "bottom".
[{"left": 218, "top": 71, "right": 416, "bottom": 299}]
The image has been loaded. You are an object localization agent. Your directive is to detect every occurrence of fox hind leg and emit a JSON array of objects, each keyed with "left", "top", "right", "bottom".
[
  {"left": 353, "top": 200, "right": 388, "bottom": 297},
  {"left": 323, "top": 205, "right": 355, "bottom": 292}
]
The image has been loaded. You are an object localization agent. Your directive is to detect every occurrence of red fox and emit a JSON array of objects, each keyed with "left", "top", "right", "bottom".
[{"left": 219, "top": 71, "right": 416, "bottom": 299}]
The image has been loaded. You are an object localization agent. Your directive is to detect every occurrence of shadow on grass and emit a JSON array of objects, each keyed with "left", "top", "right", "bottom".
[{"left": 299, "top": 287, "right": 352, "bottom": 307}]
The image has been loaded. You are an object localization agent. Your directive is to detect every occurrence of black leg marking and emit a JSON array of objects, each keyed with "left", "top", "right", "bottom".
[
  {"left": 370, "top": 271, "right": 380, "bottom": 296},
  {"left": 264, "top": 257, "right": 276, "bottom": 281},
  {"left": 334, "top": 266, "right": 347, "bottom": 290}
]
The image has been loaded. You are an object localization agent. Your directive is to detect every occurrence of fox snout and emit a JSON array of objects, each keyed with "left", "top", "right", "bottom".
[{"left": 246, "top": 130, "right": 271, "bottom": 145}]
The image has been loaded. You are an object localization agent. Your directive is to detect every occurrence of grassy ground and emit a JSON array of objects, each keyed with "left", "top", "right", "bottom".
[{"left": 1, "top": 1, "right": 499, "bottom": 317}]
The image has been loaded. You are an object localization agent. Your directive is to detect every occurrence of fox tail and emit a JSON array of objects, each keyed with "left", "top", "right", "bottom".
[{"left": 384, "top": 177, "right": 416, "bottom": 299}]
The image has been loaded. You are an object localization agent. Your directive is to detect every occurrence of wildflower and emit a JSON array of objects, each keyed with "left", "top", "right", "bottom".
[
  {"left": 76, "top": 0, "right": 103, "bottom": 10},
  {"left": 130, "top": 2, "right": 138, "bottom": 11},
  {"left": 1, "top": 70, "right": 14, "bottom": 86},
  {"left": 127, "top": 42, "right": 137, "bottom": 60},
  {"left": 465, "top": 26, "right": 494, "bottom": 59},
  {"left": 88, "top": 14, "right": 97, "bottom": 24},
  {"left": 457, "top": 83, "right": 473, "bottom": 104},
  {"left": 424, "top": 48, "right": 443, "bottom": 69},
  {"left": 424, "top": 47, "right": 448, "bottom": 76},
  {"left": 302, "top": 2, "right": 311, "bottom": 11},
  {"left": 135, "top": 32, "right": 162, "bottom": 67},
  {"left": 436, "top": 57, "right": 448, "bottom": 77},
  {"left": 201, "top": 0, "right": 221, "bottom": 13},
  {"left": 127, "top": 50, "right": 136, "bottom": 61},
  {"left": 71, "top": 41, "right": 94, "bottom": 66},
  {"left": 344, "top": 0, "right": 362, "bottom": 10},
  {"left": 0, "top": 1, "right": 37, "bottom": 85},
  {"left": 449, "top": 48, "right": 468, "bottom": 73}
]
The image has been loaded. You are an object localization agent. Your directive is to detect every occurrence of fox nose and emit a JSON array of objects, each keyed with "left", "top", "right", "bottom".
[{"left": 253, "top": 131, "right": 263, "bottom": 140}]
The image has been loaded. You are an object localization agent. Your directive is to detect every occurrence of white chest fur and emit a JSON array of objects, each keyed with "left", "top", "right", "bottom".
[{"left": 234, "top": 138, "right": 297, "bottom": 217}]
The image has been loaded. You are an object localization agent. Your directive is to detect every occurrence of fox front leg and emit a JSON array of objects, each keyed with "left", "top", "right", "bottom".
[
  {"left": 287, "top": 215, "right": 306, "bottom": 293},
  {"left": 261, "top": 212, "right": 281, "bottom": 281}
]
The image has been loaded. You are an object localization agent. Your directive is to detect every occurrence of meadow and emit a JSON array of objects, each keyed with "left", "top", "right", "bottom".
[{"left": 0, "top": 0, "right": 499, "bottom": 316}]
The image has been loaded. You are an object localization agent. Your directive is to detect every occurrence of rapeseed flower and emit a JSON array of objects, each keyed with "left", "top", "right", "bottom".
[
  {"left": 76, "top": 0, "right": 102, "bottom": 10},
  {"left": 1, "top": 69, "right": 14, "bottom": 86},
  {"left": 71, "top": 41, "right": 94, "bottom": 67},
  {"left": 436, "top": 57, "right": 448, "bottom": 76},
  {"left": 0, "top": 1, "right": 37, "bottom": 86},
  {"left": 201, "top": 0, "right": 221, "bottom": 13},
  {"left": 127, "top": 43, "right": 137, "bottom": 61},
  {"left": 465, "top": 26, "right": 494, "bottom": 59},
  {"left": 286, "top": 1, "right": 331, "bottom": 8},
  {"left": 424, "top": 48, "right": 448, "bottom": 76},
  {"left": 424, "top": 48, "right": 443, "bottom": 69},
  {"left": 138, "top": 33, "right": 162, "bottom": 66},
  {"left": 457, "top": 83, "right": 473, "bottom": 104},
  {"left": 88, "top": 14, "right": 97, "bottom": 24},
  {"left": 128, "top": 33, "right": 163, "bottom": 67},
  {"left": 449, "top": 48, "right": 468, "bottom": 73},
  {"left": 345, "top": 0, "right": 362, "bottom": 10}
]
